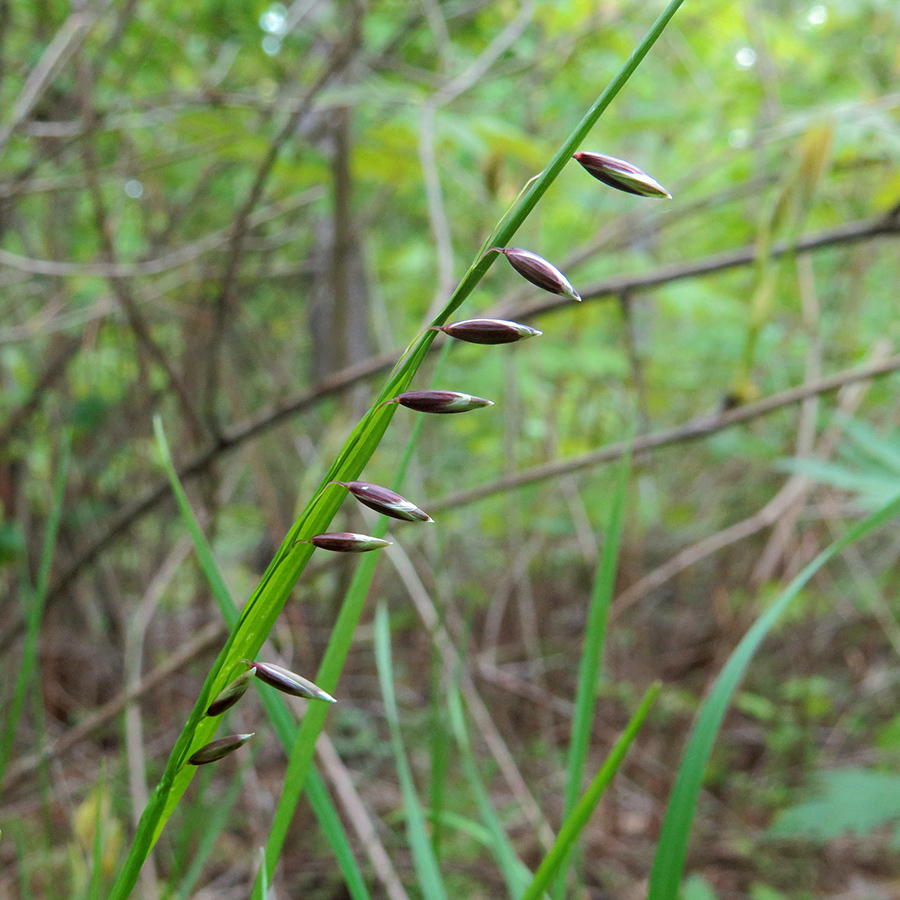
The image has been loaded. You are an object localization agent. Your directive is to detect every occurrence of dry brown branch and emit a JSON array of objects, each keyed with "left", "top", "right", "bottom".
[
  {"left": 201, "top": 20, "right": 363, "bottom": 435},
  {"left": 503, "top": 211, "right": 900, "bottom": 321},
  {"left": 314, "top": 733, "right": 412, "bottom": 900},
  {"left": 78, "top": 96, "right": 207, "bottom": 446},
  {"left": 431, "top": 353, "right": 900, "bottom": 511},
  {"left": 499, "top": 343, "right": 891, "bottom": 627},
  {"left": 1, "top": 621, "right": 225, "bottom": 798},
  {"left": 0, "top": 2, "right": 111, "bottom": 156},
  {"left": 420, "top": 0, "right": 537, "bottom": 317},
  {"left": 385, "top": 539, "right": 556, "bottom": 851},
  {"left": 4, "top": 339, "right": 895, "bottom": 665},
  {"left": 0, "top": 189, "right": 322, "bottom": 278},
  {"left": 0, "top": 334, "right": 80, "bottom": 446},
  {"left": 124, "top": 538, "right": 193, "bottom": 899},
  {"left": 610, "top": 482, "right": 806, "bottom": 624},
  {"left": 1, "top": 215, "right": 896, "bottom": 656}
]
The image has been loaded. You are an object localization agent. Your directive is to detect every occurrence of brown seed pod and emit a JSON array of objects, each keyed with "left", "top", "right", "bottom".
[
  {"left": 491, "top": 248, "right": 581, "bottom": 301},
  {"left": 336, "top": 481, "right": 433, "bottom": 522},
  {"left": 388, "top": 390, "right": 494, "bottom": 414},
  {"left": 187, "top": 733, "right": 255, "bottom": 766},
  {"left": 305, "top": 532, "right": 392, "bottom": 552},
  {"left": 573, "top": 151, "right": 671, "bottom": 199},
  {"left": 205, "top": 669, "right": 254, "bottom": 717},
  {"left": 245, "top": 660, "right": 336, "bottom": 703},
  {"left": 437, "top": 318, "right": 541, "bottom": 345}
]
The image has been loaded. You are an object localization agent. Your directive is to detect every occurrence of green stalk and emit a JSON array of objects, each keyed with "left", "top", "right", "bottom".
[
  {"left": 254, "top": 404, "right": 429, "bottom": 896},
  {"left": 518, "top": 683, "right": 660, "bottom": 900},
  {"left": 375, "top": 604, "right": 449, "bottom": 900},
  {"left": 553, "top": 449, "right": 631, "bottom": 899},
  {"left": 155, "top": 419, "right": 370, "bottom": 899},
  {"left": 110, "top": 2, "right": 685, "bottom": 895}
]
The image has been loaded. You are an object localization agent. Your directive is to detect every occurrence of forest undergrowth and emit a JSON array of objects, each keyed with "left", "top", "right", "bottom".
[{"left": 2, "top": 2, "right": 900, "bottom": 899}]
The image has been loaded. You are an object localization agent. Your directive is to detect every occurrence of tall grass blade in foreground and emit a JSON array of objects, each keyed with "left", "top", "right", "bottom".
[
  {"left": 645, "top": 490, "right": 900, "bottom": 900},
  {"left": 518, "top": 683, "right": 660, "bottom": 900},
  {"left": 428, "top": 659, "right": 452, "bottom": 862},
  {"left": 375, "top": 604, "right": 449, "bottom": 900},
  {"left": 110, "top": 2, "right": 686, "bottom": 895},
  {"left": 254, "top": 404, "right": 429, "bottom": 897},
  {"left": 554, "top": 449, "right": 631, "bottom": 899},
  {"left": 171, "top": 771, "right": 244, "bottom": 900},
  {"left": 447, "top": 687, "right": 532, "bottom": 897}
]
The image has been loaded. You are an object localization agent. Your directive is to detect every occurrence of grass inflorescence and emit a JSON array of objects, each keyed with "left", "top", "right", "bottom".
[{"left": 109, "top": 1, "right": 708, "bottom": 896}]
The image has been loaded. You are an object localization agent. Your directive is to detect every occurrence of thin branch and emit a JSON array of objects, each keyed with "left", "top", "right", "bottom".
[
  {"left": 0, "top": 335, "right": 80, "bottom": 445},
  {"left": 386, "top": 539, "right": 556, "bottom": 850},
  {"left": 431, "top": 353, "right": 900, "bottom": 511},
  {"left": 610, "top": 481, "right": 805, "bottom": 624},
  {"left": 123, "top": 540, "right": 193, "bottom": 900},
  {"left": 314, "top": 733, "right": 412, "bottom": 900},
  {"left": 433, "top": 0, "right": 536, "bottom": 106},
  {"left": 201, "top": 26, "right": 362, "bottom": 435},
  {"left": 0, "top": 3, "right": 110, "bottom": 157},
  {"left": 504, "top": 211, "right": 900, "bottom": 320},
  {"left": 618, "top": 290, "right": 651, "bottom": 432},
  {"left": 1, "top": 622, "right": 226, "bottom": 797},
  {"left": 610, "top": 347, "right": 886, "bottom": 622},
  {"left": 0, "top": 189, "right": 322, "bottom": 277},
  {"left": 26, "top": 350, "right": 402, "bottom": 624},
  {"left": 3, "top": 215, "right": 896, "bottom": 654},
  {"left": 419, "top": 104, "right": 456, "bottom": 315},
  {"left": 214, "top": 211, "right": 900, "bottom": 466},
  {"left": 419, "top": 0, "right": 536, "bottom": 317},
  {"left": 77, "top": 64, "right": 207, "bottom": 444}
]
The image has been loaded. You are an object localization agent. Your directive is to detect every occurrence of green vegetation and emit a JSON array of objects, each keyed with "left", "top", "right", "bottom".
[{"left": 2, "top": 1, "right": 900, "bottom": 899}]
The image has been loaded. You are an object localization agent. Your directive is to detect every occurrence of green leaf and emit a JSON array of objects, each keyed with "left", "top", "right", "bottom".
[
  {"left": 838, "top": 414, "right": 900, "bottom": 473},
  {"left": 769, "top": 768, "right": 900, "bottom": 842}
]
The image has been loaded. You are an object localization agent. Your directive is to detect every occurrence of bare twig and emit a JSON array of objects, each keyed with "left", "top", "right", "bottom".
[
  {"left": 419, "top": 0, "right": 536, "bottom": 318},
  {"left": 618, "top": 290, "right": 651, "bottom": 432},
  {"left": 123, "top": 539, "right": 193, "bottom": 900},
  {"left": 610, "top": 481, "right": 805, "bottom": 624},
  {"left": 201, "top": 23, "right": 362, "bottom": 435},
  {"left": 0, "top": 335, "right": 80, "bottom": 445},
  {"left": 0, "top": 3, "right": 111, "bottom": 157},
  {"left": 0, "top": 189, "right": 322, "bottom": 278},
  {"left": 8, "top": 329, "right": 897, "bottom": 663},
  {"left": 432, "top": 0, "right": 536, "bottom": 106},
  {"left": 2, "top": 217, "right": 896, "bottom": 655},
  {"left": 1, "top": 622, "right": 226, "bottom": 797},
  {"left": 386, "top": 539, "right": 556, "bottom": 850},
  {"left": 77, "top": 62, "right": 207, "bottom": 444},
  {"left": 606, "top": 341, "right": 888, "bottom": 622},
  {"left": 314, "top": 733, "right": 412, "bottom": 900},
  {"left": 748, "top": 252, "right": 826, "bottom": 585},
  {"left": 419, "top": 104, "right": 456, "bottom": 315},
  {"left": 431, "top": 353, "right": 900, "bottom": 511},
  {"left": 504, "top": 211, "right": 900, "bottom": 321}
]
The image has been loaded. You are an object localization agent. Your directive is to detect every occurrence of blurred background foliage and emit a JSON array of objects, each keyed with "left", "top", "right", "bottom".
[{"left": 1, "top": 0, "right": 900, "bottom": 897}]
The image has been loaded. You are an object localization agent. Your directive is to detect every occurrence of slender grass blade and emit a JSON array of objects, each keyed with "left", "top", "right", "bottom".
[{"left": 646, "top": 492, "right": 900, "bottom": 900}]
